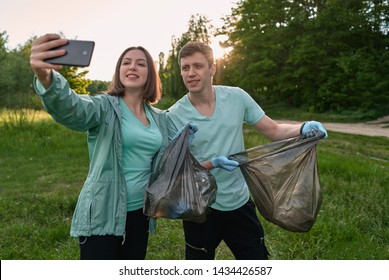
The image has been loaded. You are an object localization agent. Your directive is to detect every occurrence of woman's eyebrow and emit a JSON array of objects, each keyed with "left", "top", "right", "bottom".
[{"left": 122, "top": 58, "right": 147, "bottom": 62}]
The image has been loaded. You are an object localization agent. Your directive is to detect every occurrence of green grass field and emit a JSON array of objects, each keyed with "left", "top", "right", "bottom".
[{"left": 0, "top": 110, "right": 388, "bottom": 260}]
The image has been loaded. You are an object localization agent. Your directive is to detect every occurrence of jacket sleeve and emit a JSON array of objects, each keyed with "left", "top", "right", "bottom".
[{"left": 33, "top": 71, "right": 104, "bottom": 132}]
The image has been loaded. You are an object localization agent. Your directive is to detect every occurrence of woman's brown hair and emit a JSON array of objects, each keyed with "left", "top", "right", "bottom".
[{"left": 107, "top": 46, "right": 162, "bottom": 104}]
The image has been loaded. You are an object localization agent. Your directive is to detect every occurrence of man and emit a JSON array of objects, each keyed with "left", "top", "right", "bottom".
[{"left": 167, "top": 42, "right": 327, "bottom": 260}]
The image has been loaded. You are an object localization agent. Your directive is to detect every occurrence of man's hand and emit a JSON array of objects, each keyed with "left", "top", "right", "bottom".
[
  {"left": 173, "top": 122, "right": 198, "bottom": 143},
  {"left": 301, "top": 121, "right": 328, "bottom": 138},
  {"left": 211, "top": 156, "right": 239, "bottom": 171}
]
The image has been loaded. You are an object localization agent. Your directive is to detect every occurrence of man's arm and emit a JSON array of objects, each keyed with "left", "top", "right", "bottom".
[
  {"left": 253, "top": 115, "right": 328, "bottom": 141},
  {"left": 253, "top": 115, "right": 301, "bottom": 141}
]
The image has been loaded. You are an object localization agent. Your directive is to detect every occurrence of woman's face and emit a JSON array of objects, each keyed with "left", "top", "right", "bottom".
[{"left": 119, "top": 49, "right": 148, "bottom": 92}]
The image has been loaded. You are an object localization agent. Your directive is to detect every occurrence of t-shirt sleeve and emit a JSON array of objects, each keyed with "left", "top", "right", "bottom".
[{"left": 238, "top": 88, "right": 265, "bottom": 125}]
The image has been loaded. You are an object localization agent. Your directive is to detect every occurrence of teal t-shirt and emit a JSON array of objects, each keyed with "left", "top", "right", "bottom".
[
  {"left": 120, "top": 98, "right": 162, "bottom": 211},
  {"left": 167, "top": 86, "right": 265, "bottom": 211}
]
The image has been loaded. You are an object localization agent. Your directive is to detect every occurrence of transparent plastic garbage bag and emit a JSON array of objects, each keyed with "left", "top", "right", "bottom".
[
  {"left": 144, "top": 124, "right": 217, "bottom": 223},
  {"left": 229, "top": 131, "right": 325, "bottom": 232}
]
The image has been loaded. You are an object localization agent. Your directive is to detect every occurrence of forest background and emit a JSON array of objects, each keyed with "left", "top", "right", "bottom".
[
  {"left": 1, "top": 0, "right": 388, "bottom": 120},
  {"left": 1, "top": 0, "right": 389, "bottom": 260}
]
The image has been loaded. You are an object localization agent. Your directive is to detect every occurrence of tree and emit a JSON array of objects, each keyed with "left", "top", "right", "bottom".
[
  {"left": 161, "top": 14, "right": 213, "bottom": 99},
  {"left": 0, "top": 32, "right": 36, "bottom": 109},
  {"left": 0, "top": 32, "right": 94, "bottom": 109},
  {"left": 58, "top": 66, "right": 92, "bottom": 95},
  {"left": 0, "top": 31, "right": 10, "bottom": 107},
  {"left": 87, "top": 80, "right": 110, "bottom": 95},
  {"left": 219, "top": 0, "right": 389, "bottom": 118},
  {"left": 312, "top": 0, "right": 389, "bottom": 115},
  {"left": 0, "top": 31, "right": 8, "bottom": 63}
]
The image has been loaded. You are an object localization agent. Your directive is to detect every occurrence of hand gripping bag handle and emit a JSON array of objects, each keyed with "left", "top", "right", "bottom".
[
  {"left": 144, "top": 124, "right": 217, "bottom": 223},
  {"left": 229, "top": 131, "right": 325, "bottom": 232}
]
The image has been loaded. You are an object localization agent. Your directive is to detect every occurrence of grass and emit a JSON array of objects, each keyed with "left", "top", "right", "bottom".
[{"left": 0, "top": 110, "right": 388, "bottom": 260}]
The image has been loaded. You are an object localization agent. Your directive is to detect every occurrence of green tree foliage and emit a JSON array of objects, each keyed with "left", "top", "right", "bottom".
[
  {"left": 0, "top": 31, "right": 11, "bottom": 103},
  {"left": 58, "top": 66, "right": 92, "bottom": 95},
  {"left": 0, "top": 32, "right": 37, "bottom": 108},
  {"left": 0, "top": 31, "right": 7, "bottom": 62},
  {"left": 0, "top": 31, "right": 93, "bottom": 109},
  {"left": 219, "top": 0, "right": 389, "bottom": 118},
  {"left": 161, "top": 14, "right": 213, "bottom": 99},
  {"left": 87, "top": 80, "right": 110, "bottom": 95}
]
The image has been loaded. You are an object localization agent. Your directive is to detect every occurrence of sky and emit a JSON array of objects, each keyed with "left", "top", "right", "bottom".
[{"left": 1, "top": 0, "right": 238, "bottom": 81}]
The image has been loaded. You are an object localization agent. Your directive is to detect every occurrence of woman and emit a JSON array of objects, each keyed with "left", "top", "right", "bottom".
[{"left": 30, "top": 34, "right": 170, "bottom": 259}]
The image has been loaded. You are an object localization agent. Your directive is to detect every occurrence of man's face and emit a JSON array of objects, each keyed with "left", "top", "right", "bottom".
[{"left": 180, "top": 52, "right": 215, "bottom": 94}]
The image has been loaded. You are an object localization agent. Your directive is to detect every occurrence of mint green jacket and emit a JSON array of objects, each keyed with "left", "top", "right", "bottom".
[{"left": 34, "top": 71, "right": 169, "bottom": 237}]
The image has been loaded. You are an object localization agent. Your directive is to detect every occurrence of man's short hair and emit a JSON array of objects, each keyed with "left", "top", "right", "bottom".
[{"left": 178, "top": 42, "right": 214, "bottom": 67}]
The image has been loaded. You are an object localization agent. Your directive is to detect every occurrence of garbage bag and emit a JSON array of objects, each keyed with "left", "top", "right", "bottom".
[
  {"left": 229, "top": 131, "right": 325, "bottom": 232},
  {"left": 144, "top": 124, "right": 217, "bottom": 223}
]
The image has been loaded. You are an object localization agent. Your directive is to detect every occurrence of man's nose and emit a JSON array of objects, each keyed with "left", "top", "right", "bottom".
[{"left": 188, "top": 67, "right": 196, "bottom": 76}]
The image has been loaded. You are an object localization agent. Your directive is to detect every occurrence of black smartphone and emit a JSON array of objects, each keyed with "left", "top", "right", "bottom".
[{"left": 45, "top": 40, "right": 95, "bottom": 67}]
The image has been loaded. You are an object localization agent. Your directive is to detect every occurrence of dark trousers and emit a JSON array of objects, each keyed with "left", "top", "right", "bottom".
[
  {"left": 79, "top": 208, "right": 149, "bottom": 260},
  {"left": 183, "top": 199, "right": 269, "bottom": 260}
]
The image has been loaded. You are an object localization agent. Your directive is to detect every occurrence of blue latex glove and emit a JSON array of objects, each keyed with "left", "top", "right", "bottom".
[
  {"left": 211, "top": 156, "right": 239, "bottom": 171},
  {"left": 301, "top": 121, "right": 328, "bottom": 139},
  {"left": 173, "top": 122, "right": 198, "bottom": 143}
]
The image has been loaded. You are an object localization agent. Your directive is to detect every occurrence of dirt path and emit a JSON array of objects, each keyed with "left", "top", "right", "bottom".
[{"left": 277, "top": 115, "right": 389, "bottom": 138}]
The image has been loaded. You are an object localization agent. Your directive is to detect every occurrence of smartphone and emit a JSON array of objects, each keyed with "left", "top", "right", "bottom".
[{"left": 45, "top": 40, "right": 95, "bottom": 67}]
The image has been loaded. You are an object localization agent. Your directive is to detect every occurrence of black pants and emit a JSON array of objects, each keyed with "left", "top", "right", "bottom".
[
  {"left": 79, "top": 209, "right": 149, "bottom": 260},
  {"left": 183, "top": 199, "right": 269, "bottom": 260}
]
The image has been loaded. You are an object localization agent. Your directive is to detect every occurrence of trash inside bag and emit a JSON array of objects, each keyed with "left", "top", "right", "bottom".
[
  {"left": 144, "top": 124, "right": 217, "bottom": 223},
  {"left": 229, "top": 131, "right": 325, "bottom": 232}
]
